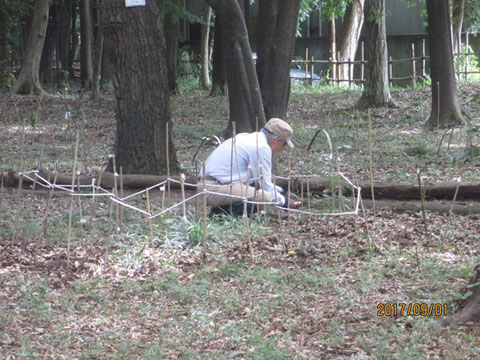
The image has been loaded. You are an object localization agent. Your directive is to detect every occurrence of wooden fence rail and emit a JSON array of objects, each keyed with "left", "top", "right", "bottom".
[{"left": 294, "top": 33, "right": 480, "bottom": 87}]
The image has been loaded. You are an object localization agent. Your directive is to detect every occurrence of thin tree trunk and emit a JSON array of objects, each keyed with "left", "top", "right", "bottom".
[
  {"left": 91, "top": 2, "right": 103, "bottom": 99},
  {"left": 209, "top": 21, "right": 226, "bottom": 96},
  {"left": 13, "top": 0, "right": 50, "bottom": 95},
  {"left": 80, "top": 0, "right": 93, "bottom": 89},
  {"left": 356, "top": 0, "right": 395, "bottom": 108},
  {"left": 338, "top": 0, "right": 364, "bottom": 85},
  {"left": 102, "top": 0, "right": 179, "bottom": 174},
  {"left": 69, "top": 0, "right": 79, "bottom": 78},
  {"left": 425, "top": 0, "right": 463, "bottom": 127},
  {"left": 57, "top": 0, "right": 73, "bottom": 78},
  {"left": 452, "top": 0, "right": 465, "bottom": 54},
  {"left": 164, "top": 0, "right": 180, "bottom": 94},
  {"left": 328, "top": 17, "right": 336, "bottom": 81},
  {"left": 200, "top": 2, "right": 212, "bottom": 90},
  {"left": 256, "top": 0, "right": 300, "bottom": 121},
  {"left": 207, "top": 0, "right": 266, "bottom": 135},
  {"left": 40, "top": 5, "right": 57, "bottom": 85}
]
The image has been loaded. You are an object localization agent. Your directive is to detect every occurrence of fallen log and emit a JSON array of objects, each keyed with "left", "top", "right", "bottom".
[
  {"left": 362, "top": 199, "right": 480, "bottom": 215},
  {"left": 4, "top": 169, "right": 199, "bottom": 190},
  {"left": 294, "top": 178, "right": 480, "bottom": 201},
  {"left": 3, "top": 169, "right": 480, "bottom": 201}
]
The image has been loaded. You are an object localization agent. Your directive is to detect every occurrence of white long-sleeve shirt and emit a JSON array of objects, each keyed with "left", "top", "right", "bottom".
[{"left": 201, "top": 132, "right": 285, "bottom": 205}]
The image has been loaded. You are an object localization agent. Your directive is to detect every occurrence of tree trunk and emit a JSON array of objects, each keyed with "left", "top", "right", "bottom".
[
  {"left": 80, "top": 0, "right": 93, "bottom": 90},
  {"left": 40, "top": 5, "right": 56, "bottom": 85},
  {"left": 452, "top": 0, "right": 465, "bottom": 54},
  {"left": 164, "top": 0, "right": 180, "bottom": 94},
  {"left": 91, "top": 1, "right": 103, "bottom": 99},
  {"left": 101, "top": 0, "right": 179, "bottom": 174},
  {"left": 425, "top": 0, "right": 463, "bottom": 128},
  {"left": 57, "top": 0, "right": 74, "bottom": 77},
  {"left": 200, "top": 2, "right": 212, "bottom": 90},
  {"left": 453, "top": 265, "right": 480, "bottom": 323},
  {"left": 207, "top": 0, "right": 266, "bottom": 135},
  {"left": 68, "top": 0, "right": 79, "bottom": 79},
  {"left": 0, "top": 6, "right": 8, "bottom": 64},
  {"left": 328, "top": 17, "right": 336, "bottom": 82},
  {"left": 209, "top": 20, "right": 226, "bottom": 96},
  {"left": 356, "top": 0, "right": 395, "bottom": 108},
  {"left": 256, "top": 0, "right": 300, "bottom": 121},
  {"left": 338, "top": 0, "right": 364, "bottom": 85},
  {"left": 13, "top": 0, "right": 50, "bottom": 95}
]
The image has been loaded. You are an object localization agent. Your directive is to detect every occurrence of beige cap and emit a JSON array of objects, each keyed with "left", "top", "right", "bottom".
[{"left": 265, "top": 118, "right": 294, "bottom": 148}]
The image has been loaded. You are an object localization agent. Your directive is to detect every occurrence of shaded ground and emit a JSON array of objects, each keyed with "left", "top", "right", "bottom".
[{"left": 0, "top": 82, "right": 479, "bottom": 358}]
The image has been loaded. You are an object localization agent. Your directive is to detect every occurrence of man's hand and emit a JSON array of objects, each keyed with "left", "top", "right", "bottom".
[{"left": 283, "top": 192, "right": 302, "bottom": 209}]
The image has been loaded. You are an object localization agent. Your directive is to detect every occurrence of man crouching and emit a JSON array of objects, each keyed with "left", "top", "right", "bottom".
[{"left": 199, "top": 118, "right": 300, "bottom": 216}]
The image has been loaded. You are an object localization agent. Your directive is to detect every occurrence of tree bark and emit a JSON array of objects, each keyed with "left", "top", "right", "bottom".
[
  {"left": 69, "top": 0, "right": 79, "bottom": 78},
  {"left": 453, "top": 264, "right": 480, "bottom": 323},
  {"left": 0, "top": 4, "right": 9, "bottom": 64},
  {"left": 425, "top": 0, "right": 463, "bottom": 128},
  {"left": 57, "top": 0, "right": 74, "bottom": 78},
  {"left": 40, "top": 5, "right": 57, "bottom": 85},
  {"left": 256, "top": 0, "right": 300, "bottom": 121},
  {"left": 200, "top": 2, "right": 212, "bottom": 90},
  {"left": 338, "top": 0, "right": 364, "bottom": 85},
  {"left": 164, "top": 0, "right": 180, "bottom": 94},
  {"left": 452, "top": 0, "right": 465, "bottom": 54},
  {"left": 328, "top": 17, "right": 337, "bottom": 81},
  {"left": 101, "top": 0, "right": 179, "bottom": 174},
  {"left": 91, "top": 1, "right": 103, "bottom": 99},
  {"left": 356, "top": 0, "right": 395, "bottom": 108},
  {"left": 207, "top": 0, "right": 266, "bottom": 135},
  {"left": 13, "top": 0, "right": 50, "bottom": 95},
  {"left": 80, "top": 0, "right": 93, "bottom": 90},
  {"left": 208, "top": 20, "right": 226, "bottom": 96}
]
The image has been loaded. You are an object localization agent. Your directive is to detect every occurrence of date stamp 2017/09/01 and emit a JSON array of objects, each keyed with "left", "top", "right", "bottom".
[{"left": 377, "top": 303, "right": 448, "bottom": 317}]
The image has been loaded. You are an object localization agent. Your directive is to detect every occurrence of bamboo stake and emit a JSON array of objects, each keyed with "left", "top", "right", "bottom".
[
  {"left": 13, "top": 101, "right": 26, "bottom": 246},
  {"left": 166, "top": 122, "right": 171, "bottom": 207},
  {"left": 77, "top": 171, "right": 83, "bottom": 238},
  {"left": 119, "top": 166, "right": 124, "bottom": 229},
  {"left": 422, "top": 39, "right": 426, "bottom": 86},
  {"left": 368, "top": 109, "right": 376, "bottom": 219},
  {"left": 287, "top": 159, "right": 291, "bottom": 227},
  {"left": 194, "top": 161, "right": 199, "bottom": 222},
  {"left": 180, "top": 173, "right": 187, "bottom": 219},
  {"left": 437, "top": 81, "right": 440, "bottom": 128},
  {"left": 90, "top": 171, "right": 103, "bottom": 232},
  {"left": 112, "top": 155, "right": 120, "bottom": 234},
  {"left": 361, "top": 41, "right": 365, "bottom": 83},
  {"left": 416, "top": 168, "right": 427, "bottom": 232},
  {"left": 411, "top": 43, "right": 416, "bottom": 87},
  {"left": 67, "top": 132, "right": 80, "bottom": 271},
  {"left": 146, "top": 189, "right": 154, "bottom": 242},
  {"left": 202, "top": 161, "right": 208, "bottom": 263},
  {"left": 259, "top": 165, "right": 267, "bottom": 223},
  {"left": 41, "top": 173, "right": 57, "bottom": 238},
  {"left": 243, "top": 167, "right": 253, "bottom": 259}
]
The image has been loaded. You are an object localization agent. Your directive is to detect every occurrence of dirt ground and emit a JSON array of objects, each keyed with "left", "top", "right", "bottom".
[{"left": 0, "top": 83, "right": 479, "bottom": 358}]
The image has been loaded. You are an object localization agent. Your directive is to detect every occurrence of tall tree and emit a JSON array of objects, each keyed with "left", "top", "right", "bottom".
[
  {"left": 356, "top": 0, "right": 395, "bottom": 108},
  {"left": 206, "top": 0, "right": 265, "bottom": 134},
  {"left": 200, "top": 1, "right": 212, "bottom": 90},
  {"left": 338, "top": 0, "right": 364, "bottom": 84},
  {"left": 57, "top": 0, "right": 74, "bottom": 77},
  {"left": 80, "top": 0, "right": 93, "bottom": 89},
  {"left": 163, "top": 0, "right": 180, "bottom": 94},
  {"left": 13, "top": 0, "right": 50, "bottom": 95},
  {"left": 256, "top": 0, "right": 301, "bottom": 121},
  {"left": 91, "top": 0, "right": 103, "bottom": 99},
  {"left": 425, "top": 0, "right": 463, "bottom": 127},
  {"left": 101, "top": 0, "right": 179, "bottom": 174},
  {"left": 208, "top": 18, "right": 226, "bottom": 96},
  {"left": 452, "top": 0, "right": 466, "bottom": 54}
]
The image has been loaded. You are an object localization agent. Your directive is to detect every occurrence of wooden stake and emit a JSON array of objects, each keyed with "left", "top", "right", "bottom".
[
  {"left": 417, "top": 168, "right": 427, "bottom": 232},
  {"left": 90, "top": 171, "right": 103, "bottom": 232},
  {"left": 194, "top": 161, "right": 199, "bottom": 222},
  {"left": 119, "top": 166, "right": 124, "bottom": 229},
  {"left": 368, "top": 109, "right": 376, "bottom": 219},
  {"left": 166, "top": 122, "right": 171, "bottom": 207},
  {"left": 287, "top": 159, "right": 291, "bottom": 227},
  {"left": 67, "top": 132, "right": 80, "bottom": 271},
  {"left": 41, "top": 173, "right": 56, "bottom": 239},
  {"left": 437, "top": 81, "right": 440, "bottom": 128},
  {"left": 180, "top": 173, "right": 187, "bottom": 219},
  {"left": 77, "top": 172, "right": 83, "bottom": 238},
  {"left": 202, "top": 161, "right": 208, "bottom": 263},
  {"left": 243, "top": 167, "right": 253, "bottom": 259},
  {"left": 146, "top": 189, "right": 154, "bottom": 242},
  {"left": 112, "top": 155, "right": 120, "bottom": 234}
]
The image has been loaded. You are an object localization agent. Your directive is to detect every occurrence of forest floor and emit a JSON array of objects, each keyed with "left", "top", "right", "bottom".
[{"left": 0, "top": 81, "right": 480, "bottom": 359}]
